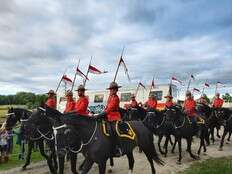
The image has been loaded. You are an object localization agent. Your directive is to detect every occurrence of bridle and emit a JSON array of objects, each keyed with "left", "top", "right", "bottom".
[{"left": 52, "top": 120, "right": 98, "bottom": 154}]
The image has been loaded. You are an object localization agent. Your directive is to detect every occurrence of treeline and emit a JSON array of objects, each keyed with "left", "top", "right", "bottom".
[{"left": 0, "top": 92, "right": 47, "bottom": 109}]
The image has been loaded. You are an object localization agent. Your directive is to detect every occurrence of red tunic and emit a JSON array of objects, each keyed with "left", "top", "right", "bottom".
[
  {"left": 213, "top": 98, "right": 224, "bottom": 108},
  {"left": 45, "top": 98, "right": 56, "bottom": 109},
  {"left": 145, "top": 99, "right": 157, "bottom": 109},
  {"left": 165, "top": 101, "right": 174, "bottom": 108},
  {"left": 184, "top": 98, "right": 196, "bottom": 117},
  {"left": 75, "top": 96, "right": 89, "bottom": 116},
  {"left": 130, "top": 100, "right": 138, "bottom": 108},
  {"left": 64, "top": 99, "right": 76, "bottom": 113},
  {"left": 104, "top": 94, "right": 121, "bottom": 122}
]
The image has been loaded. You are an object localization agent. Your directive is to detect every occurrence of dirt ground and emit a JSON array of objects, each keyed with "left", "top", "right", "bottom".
[{"left": 2, "top": 135, "right": 232, "bottom": 174}]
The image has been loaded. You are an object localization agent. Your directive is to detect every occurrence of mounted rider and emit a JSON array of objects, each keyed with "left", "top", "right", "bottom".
[
  {"left": 93, "top": 82, "right": 123, "bottom": 156},
  {"left": 45, "top": 90, "right": 57, "bottom": 109},
  {"left": 145, "top": 94, "right": 157, "bottom": 110},
  {"left": 198, "top": 94, "right": 209, "bottom": 106},
  {"left": 64, "top": 90, "right": 76, "bottom": 113},
  {"left": 183, "top": 91, "right": 204, "bottom": 126},
  {"left": 212, "top": 93, "right": 224, "bottom": 109},
  {"left": 129, "top": 94, "right": 138, "bottom": 108},
  {"left": 75, "top": 85, "right": 89, "bottom": 116},
  {"left": 164, "top": 94, "right": 174, "bottom": 108}
]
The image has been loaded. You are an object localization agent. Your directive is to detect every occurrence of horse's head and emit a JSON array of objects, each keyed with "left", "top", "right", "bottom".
[
  {"left": 23, "top": 107, "right": 52, "bottom": 138},
  {"left": 164, "top": 106, "right": 179, "bottom": 122},
  {"left": 143, "top": 110, "right": 164, "bottom": 132},
  {"left": 127, "top": 106, "right": 146, "bottom": 121},
  {"left": 53, "top": 124, "right": 82, "bottom": 156},
  {"left": 5, "top": 107, "right": 29, "bottom": 129},
  {"left": 212, "top": 108, "right": 225, "bottom": 125}
]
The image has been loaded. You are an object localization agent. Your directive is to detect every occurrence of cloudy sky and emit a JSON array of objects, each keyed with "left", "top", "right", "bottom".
[{"left": 0, "top": 0, "right": 231, "bottom": 97}]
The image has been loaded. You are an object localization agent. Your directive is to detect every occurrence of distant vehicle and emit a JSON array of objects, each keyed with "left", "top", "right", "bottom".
[{"left": 57, "top": 84, "right": 178, "bottom": 113}]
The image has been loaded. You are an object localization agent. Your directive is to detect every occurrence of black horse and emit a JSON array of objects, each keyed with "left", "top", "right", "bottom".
[
  {"left": 164, "top": 106, "right": 208, "bottom": 164},
  {"left": 208, "top": 108, "right": 225, "bottom": 144},
  {"left": 216, "top": 108, "right": 232, "bottom": 150},
  {"left": 142, "top": 109, "right": 174, "bottom": 157},
  {"left": 124, "top": 106, "right": 147, "bottom": 121},
  {"left": 42, "top": 106, "right": 164, "bottom": 174},
  {"left": 5, "top": 107, "right": 57, "bottom": 174}
]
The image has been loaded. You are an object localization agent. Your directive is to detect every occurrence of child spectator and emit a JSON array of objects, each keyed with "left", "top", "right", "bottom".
[{"left": 0, "top": 128, "right": 9, "bottom": 163}]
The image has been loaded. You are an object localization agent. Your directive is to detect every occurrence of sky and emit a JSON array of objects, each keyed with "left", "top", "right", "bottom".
[{"left": 0, "top": 0, "right": 231, "bottom": 98}]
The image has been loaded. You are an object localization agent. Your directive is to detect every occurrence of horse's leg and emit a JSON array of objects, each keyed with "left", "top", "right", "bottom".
[
  {"left": 216, "top": 126, "right": 221, "bottom": 138},
  {"left": 187, "top": 137, "right": 198, "bottom": 160},
  {"left": 227, "top": 132, "right": 231, "bottom": 142},
  {"left": 22, "top": 140, "right": 34, "bottom": 170},
  {"left": 219, "top": 129, "right": 228, "bottom": 151},
  {"left": 164, "top": 136, "right": 170, "bottom": 157},
  {"left": 171, "top": 137, "right": 177, "bottom": 153},
  {"left": 38, "top": 141, "right": 56, "bottom": 174},
  {"left": 143, "top": 151, "right": 156, "bottom": 174},
  {"left": 210, "top": 127, "right": 215, "bottom": 144},
  {"left": 57, "top": 155, "right": 65, "bottom": 174},
  {"left": 98, "top": 161, "right": 107, "bottom": 174},
  {"left": 126, "top": 152, "right": 135, "bottom": 174},
  {"left": 197, "top": 136, "right": 203, "bottom": 156},
  {"left": 169, "top": 135, "right": 174, "bottom": 146},
  {"left": 107, "top": 157, "right": 114, "bottom": 173},
  {"left": 70, "top": 152, "right": 78, "bottom": 174},
  {"left": 158, "top": 135, "right": 165, "bottom": 154},
  {"left": 80, "top": 158, "right": 94, "bottom": 174},
  {"left": 176, "top": 138, "right": 182, "bottom": 165}
]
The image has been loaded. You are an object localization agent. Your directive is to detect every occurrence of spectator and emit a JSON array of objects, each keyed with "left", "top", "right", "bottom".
[{"left": 0, "top": 127, "right": 9, "bottom": 163}]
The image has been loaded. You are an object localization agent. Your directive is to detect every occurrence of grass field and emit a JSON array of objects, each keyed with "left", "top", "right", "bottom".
[
  {"left": 0, "top": 135, "right": 44, "bottom": 171},
  {"left": 180, "top": 157, "right": 232, "bottom": 174}
]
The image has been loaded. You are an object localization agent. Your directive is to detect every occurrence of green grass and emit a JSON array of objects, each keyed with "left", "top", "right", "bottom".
[
  {"left": 0, "top": 136, "right": 44, "bottom": 171},
  {"left": 180, "top": 157, "right": 232, "bottom": 174}
]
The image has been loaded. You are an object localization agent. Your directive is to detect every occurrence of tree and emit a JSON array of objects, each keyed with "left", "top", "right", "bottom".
[{"left": 222, "top": 93, "right": 232, "bottom": 103}]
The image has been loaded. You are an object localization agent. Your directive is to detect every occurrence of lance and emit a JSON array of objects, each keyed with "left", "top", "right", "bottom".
[
  {"left": 202, "top": 86, "right": 205, "bottom": 95},
  {"left": 187, "top": 78, "right": 191, "bottom": 91},
  {"left": 149, "top": 76, "right": 155, "bottom": 95},
  {"left": 134, "top": 82, "right": 140, "bottom": 97},
  {"left": 83, "top": 56, "right": 93, "bottom": 87},
  {"left": 215, "top": 83, "right": 218, "bottom": 95},
  {"left": 71, "top": 58, "right": 80, "bottom": 92},
  {"left": 113, "top": 46, "right": 125, "bottom": 82},
  {"left": 55, "top": 67, "right": 68, "bottom": 93}
]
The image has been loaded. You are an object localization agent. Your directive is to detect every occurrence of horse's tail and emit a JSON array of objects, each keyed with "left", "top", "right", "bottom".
[{"left": 152, "top": 144, "right": 165, "bottom": 166}]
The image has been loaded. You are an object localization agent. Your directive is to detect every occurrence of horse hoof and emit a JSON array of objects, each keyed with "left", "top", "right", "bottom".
[
  {"left": 21, "top": 167, "right": 26, "bottom": 171},
  {"left": 108, "top": 166, "right": 113, "bottom": 173},
  {"left": 176, "top": 161, "right": 181, "bottom": 165},
  {"left": 128, "top": 169, "right": 133, "bottom": 174},
  {"left": 196, "top": 156, "right": 200, "bottom": 160},
  {"left": 218, "top": 147, "right": 223, "bottom": 151}
]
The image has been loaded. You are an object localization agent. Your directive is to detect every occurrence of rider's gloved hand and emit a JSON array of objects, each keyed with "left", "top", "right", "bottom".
[{"left": 91, "top": 112, "right": 107, "bottom": 120}]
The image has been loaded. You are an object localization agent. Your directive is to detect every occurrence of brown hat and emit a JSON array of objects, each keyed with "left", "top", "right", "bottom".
[
  {"left": 186, "top": 90, "right": 191, "bottom": 96},
  {"left": 131, "top": 94, "right": 136, "bottom": 98},
  {"left": 107, "top": 82, "right": 122, "bottom": 90},
  {"left": 65, "top": 90, "right": 73, "bottom": 96},
  {"left": 164, "top": 94, "right": 173, "bottom": 99},
  {"left": 47, "top": 90, "right": 56, "bottom": 95},
  {"left": 75, "top": 85, "right": 86, "bottom": 91}
]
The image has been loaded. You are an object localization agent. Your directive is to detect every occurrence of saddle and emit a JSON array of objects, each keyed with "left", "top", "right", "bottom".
[{"left": 102, "top": 121, "right": 136, "bottom": 140}]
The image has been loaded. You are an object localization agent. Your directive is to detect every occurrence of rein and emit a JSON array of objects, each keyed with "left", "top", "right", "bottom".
[
  {"left": 174, "top": 116, "right": 186, "bottom": 129},
  {"left": 53, "top": 121, "right": 98, "bottom": 154}
]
